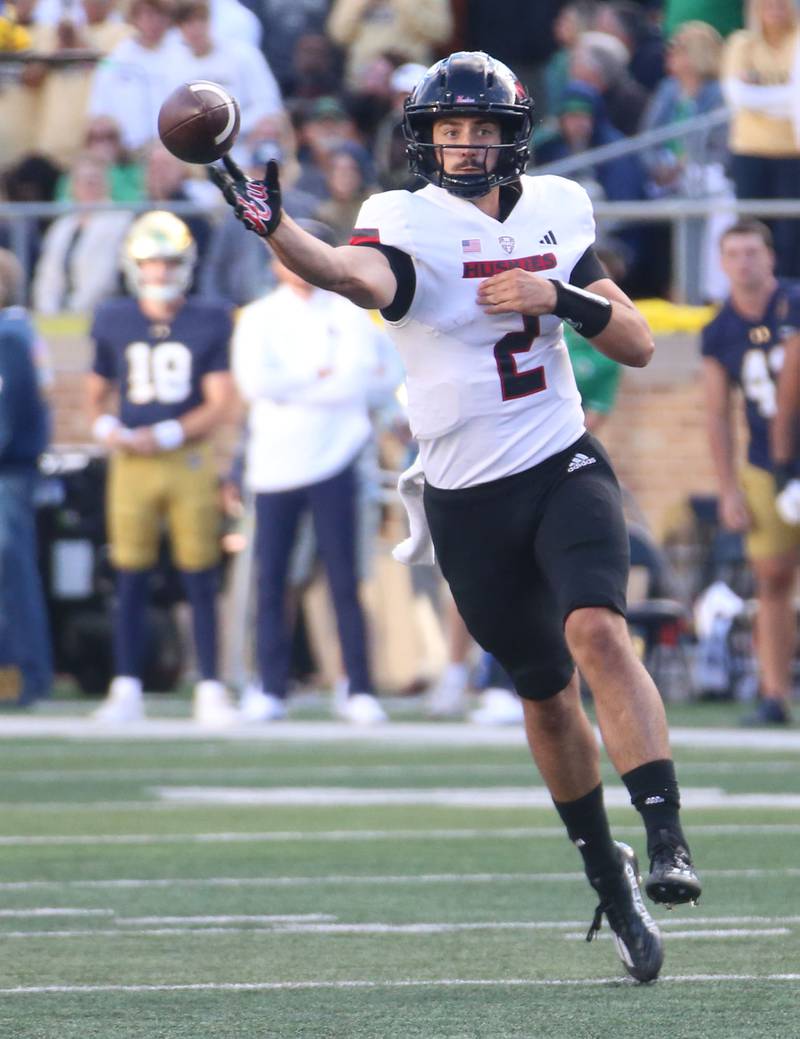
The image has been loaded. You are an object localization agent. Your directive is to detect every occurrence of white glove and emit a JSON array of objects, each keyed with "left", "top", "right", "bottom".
[
  {"left": 392, "top": 454, "right": 436, "bottom": 566},
  {"left": 92, "top": 413, "right": 120, "bottom": 444},
  {"left": 152, "top": 419, "right": 185, "bottom": 451},
  {"left": 776, "top": 479, "right": 800, "bottom": 525},
  {"left": 91, "top": 413, "right": 133, "bottom": 448}
]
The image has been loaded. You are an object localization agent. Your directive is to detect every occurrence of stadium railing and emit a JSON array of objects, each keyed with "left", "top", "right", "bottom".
[{"left": 3, "top": 108, "right": 800, "bottom": 302}]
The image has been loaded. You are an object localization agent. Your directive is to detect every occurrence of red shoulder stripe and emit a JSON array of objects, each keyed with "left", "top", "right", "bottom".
[{"left": 349, "top": 228, "right": 381, "bottom": 246}]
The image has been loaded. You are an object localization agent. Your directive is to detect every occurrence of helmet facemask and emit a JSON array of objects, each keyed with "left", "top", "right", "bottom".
[
  {"left": 132, "top": 264, "right": 191, "bottom": 303},
  {"left": 405, "top": 113, "right": 530, "bottom": 199},
  {"left": 402, "top": 51, "right": 533, "bottom": 199},
  {"left": 121, "top": 211, "right": 197, "bottom": 302}
]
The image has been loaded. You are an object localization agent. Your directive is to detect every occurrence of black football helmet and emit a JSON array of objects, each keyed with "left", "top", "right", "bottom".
[{"left": 403, "top": 51, "right": 533, "bottom": 199}]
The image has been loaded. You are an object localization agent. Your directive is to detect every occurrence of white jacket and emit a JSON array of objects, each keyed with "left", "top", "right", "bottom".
[
  {"left": 89, "top": 34, "right": 187, "bottom": 151},
  {"left": 233, "top": 284, "right": 402, "bottom": 492},
  {"left": 32, "top": 211, "right": 133, "bottom": 315}
]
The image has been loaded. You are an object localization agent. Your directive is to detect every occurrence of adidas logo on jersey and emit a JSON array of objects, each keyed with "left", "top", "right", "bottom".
[
  {"left": 567, "top": 452, "right": 596, "bottom": 473},
  {"left": 539, "top": 230, "right": 558, "bottom": 245}
]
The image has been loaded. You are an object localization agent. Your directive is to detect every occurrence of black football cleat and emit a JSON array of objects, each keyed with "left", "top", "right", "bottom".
[
  {"left": 645, "top": 829, "right": 702, "bottom": 908},
  {"left": 587, "top": 841, "right": 664, "bottom": 983}
]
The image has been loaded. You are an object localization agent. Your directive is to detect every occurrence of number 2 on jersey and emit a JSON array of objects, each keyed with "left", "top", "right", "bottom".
[{"left": 493, "top": 315, "right": 546, "bottom": 401}]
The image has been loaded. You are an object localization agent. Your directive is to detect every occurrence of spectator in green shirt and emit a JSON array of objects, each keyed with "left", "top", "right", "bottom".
[
  {"left": 665, "top": 0, "right": 743, "bottom": 39},
  {"left": 566, "top": 325, "right": 622, "bottom": 434},
  {"left": 56, "top": 117, "right": 145, "bottom": 204},
  {"left": 566, "top": 244, "right": 624, "bottom": 434}
]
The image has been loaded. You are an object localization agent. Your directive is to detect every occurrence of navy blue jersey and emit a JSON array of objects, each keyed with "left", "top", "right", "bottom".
[
  {"left": 0, "top": 307, "right": 50, "bottom": 467},
  {"left": 701, "top": 281, "right": 800, "bottom": 471},
  {"left": 91, "top": 297, "right": 231, "bottom": 428}
]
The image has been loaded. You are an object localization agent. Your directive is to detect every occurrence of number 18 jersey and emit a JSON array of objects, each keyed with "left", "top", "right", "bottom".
[
  {"left": 91, "top": 297, "right": 231, "bottom": 428},
  {"left": 353, "top": 174, "right": 595, "bottom": 489}
]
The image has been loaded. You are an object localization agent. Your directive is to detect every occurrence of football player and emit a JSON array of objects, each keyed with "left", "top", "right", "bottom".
[
  {"left": 86, "top": 211, "right": 237, "bottom": 725},
  {"left": 703, "top": 218, "right": 800, "bottom": 726},
  {"left": 208, "top": 51, "right": 701, "bottom": 982}
]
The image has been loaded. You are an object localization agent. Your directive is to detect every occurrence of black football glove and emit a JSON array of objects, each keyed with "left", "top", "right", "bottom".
[{"left": 208, "top": 155, "right": 282, "bottom": 238}]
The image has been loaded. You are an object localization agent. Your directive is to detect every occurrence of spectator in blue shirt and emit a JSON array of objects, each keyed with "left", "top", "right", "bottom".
[
  {"left": 0, "top": 249, "right": 52, "bottom": 706},
  {"left": 639, "top": 21, "right": 727, "bottom": 199},
  {"left": 534, "top": 81, "right": 650, "bottom": 292},
  {"left": 535, "top": 81, "right": 648, "bottom": 202}
]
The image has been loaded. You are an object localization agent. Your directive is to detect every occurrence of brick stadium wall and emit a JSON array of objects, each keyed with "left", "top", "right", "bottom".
[
  {"left": 42, "top": 319, "right": 734, "bottom": 540},
  {"left": 43, "top": 315, "right": 94, "bottom": 445},
  {"left": 600, "top": 334, "right": 726, "bottom": 538}
]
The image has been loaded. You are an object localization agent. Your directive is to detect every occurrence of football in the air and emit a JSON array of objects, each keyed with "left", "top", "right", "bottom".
[{"left": 157, "top": 81, "right": 240, "bottom": 164}]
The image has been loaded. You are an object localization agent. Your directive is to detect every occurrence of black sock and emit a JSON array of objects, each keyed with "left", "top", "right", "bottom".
[
  {"left": 553, "top": 784, "right": 620, "bottom": 880},
  {"left": 622, "top": 758, "right": 688, "bottom": 857}
]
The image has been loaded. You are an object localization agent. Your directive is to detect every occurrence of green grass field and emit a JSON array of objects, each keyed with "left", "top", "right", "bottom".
[{"left": 0, "top": 701, "right": 798, "bottom": 1039}]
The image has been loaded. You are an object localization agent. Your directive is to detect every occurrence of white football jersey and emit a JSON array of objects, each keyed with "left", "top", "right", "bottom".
[{"left": 353, "top": 175, "right": 596, "bottom": 489}]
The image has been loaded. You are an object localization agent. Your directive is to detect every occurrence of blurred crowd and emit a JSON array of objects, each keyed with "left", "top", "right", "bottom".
[
  {"left": 3, "top": 0, "right": 800, "bottom": 722},
  {"left": 1, "top": 0, "right": 799, "bottom": 310}
]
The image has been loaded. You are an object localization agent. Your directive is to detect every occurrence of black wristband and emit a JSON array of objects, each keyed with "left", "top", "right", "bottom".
[
  {"left": 774, "top": 463, "right": 793, "bottom": 493},
  {"left": 548, "top": 279, "right": 613, "bottom": 338}
]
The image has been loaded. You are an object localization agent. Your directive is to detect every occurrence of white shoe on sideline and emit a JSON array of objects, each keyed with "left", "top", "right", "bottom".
[
  {"left": 239, "top": 684, "right": 288, "bottom": 723},
  {"left": 426, "top": 664, "right": 469, "bottom": 718},
  {"left": 193, "top": 680, "right": 239, "bottom": 727},
  {"left": 335, "top": 692, "right": 388, "bottom": 725},
  {"left": 91, "top": 676, "right": 144, "bottom": 723},
  {"left": 332, "top": 677, "right": 350, "bottom": 713},
  {"left": 469, "top": 687, "right": 524, "bottom": 726}
]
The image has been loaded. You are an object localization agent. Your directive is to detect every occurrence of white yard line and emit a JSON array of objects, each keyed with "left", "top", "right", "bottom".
[
  {"left": 3, "top": 784, "right": 800, "bottom": 814},
  {"left": 78, "top": 913, "right": 800, "bottom": 929},
  {"left": 0, "top": 871, "right": 593, "bottom": 892},
  {"left": 1, "top": 974, "right": 799, "bottom": 995},
  {"left": 117, "top": 914, "right": 336, "bottom": 925},
  {"left": 153, "top": 785, "right": 800, "bottom": 809},
  {"left": 0, "top": 785, "right": 792, "bottom": 820},
  {"left": 2, "top": 911, "right": 799, "bottom": 933},
  {"left": 2, "top": 760, "right": 794, "bottom": 784},
  {"left": 3, "top": 825, "right": 800, "bottom": 848},
  {"left": 0, "top": 919, "right": 794, "bottom": 939},
  {"left": 0, "top": 764, "right": 538, "bottom": 782},
  {"left": 0, "top": 909, "right": 113, "bottom": 918},
  {"left": 1, "top": 868, "right": 799, "bottom": 893},
  {"left": 2, "top": 913, "right": 797, "bottom": 930},
  {"left": 0, "top": 828, "right": 559, "bottom": 847},
  {"left": 2, "top": 717, "right": 800, "bottom": 750},
  {"left": 564, "top": 928, "right": 789, "bottom": 940},
  {"left": 0, "top": 802, "right": 184, "bottom": 813}
]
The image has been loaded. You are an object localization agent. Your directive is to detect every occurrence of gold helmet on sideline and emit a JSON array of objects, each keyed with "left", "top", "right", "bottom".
[{"left": 121, "top": 210, "right": 197, "bottom": 302}]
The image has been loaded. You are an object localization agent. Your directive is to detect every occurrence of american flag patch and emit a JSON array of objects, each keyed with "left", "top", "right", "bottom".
[{"left": 461, "top": 239, "right": 481, "bottom": 254}]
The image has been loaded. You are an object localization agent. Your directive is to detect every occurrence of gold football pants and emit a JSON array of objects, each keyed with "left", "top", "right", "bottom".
[{"left": 107, "top": 443, "right": 221, "bottom": 572}]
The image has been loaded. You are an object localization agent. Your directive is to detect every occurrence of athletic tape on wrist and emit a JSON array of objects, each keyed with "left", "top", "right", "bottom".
[
  {"left": 92, "top": 413, "right": 120, "bottom": 444},
  {"left": 548, "top": 279, "right": 612, "bottom": 338},
  {"left": 152, "top": 419, "right": 185, "bottom": 451}
]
